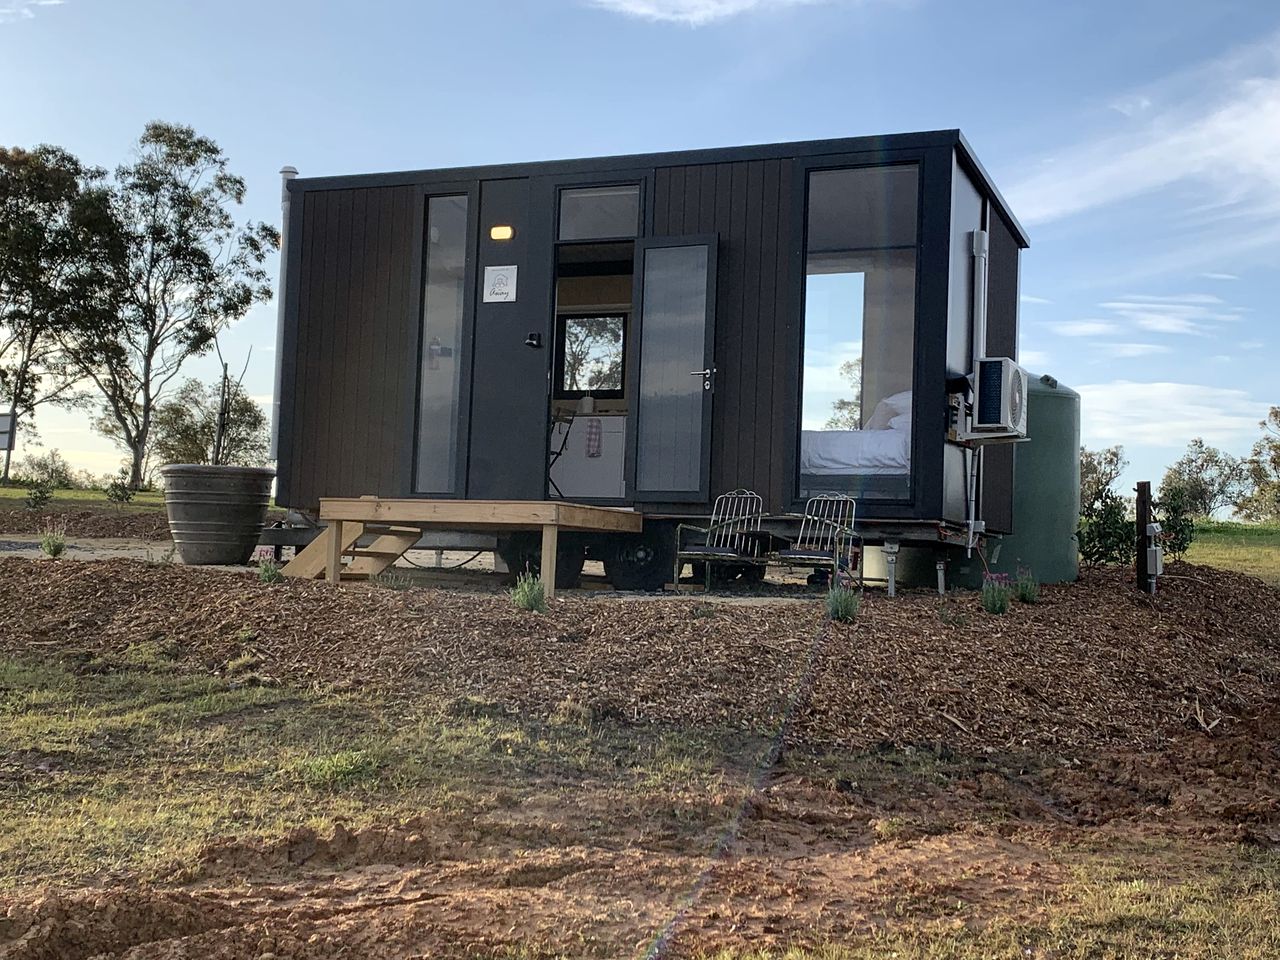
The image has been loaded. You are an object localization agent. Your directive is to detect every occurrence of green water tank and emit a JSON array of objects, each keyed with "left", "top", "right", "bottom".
[{"left": 949, "top": 374, "right": 1081, "bottom": 586}]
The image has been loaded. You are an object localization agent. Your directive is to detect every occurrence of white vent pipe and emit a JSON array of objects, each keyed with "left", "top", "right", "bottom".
[{"left": 269, "top": 166, "right": 299, "bottom": 460}]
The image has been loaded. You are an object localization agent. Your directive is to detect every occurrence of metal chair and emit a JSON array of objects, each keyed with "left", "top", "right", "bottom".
[
  {"left": 776, "top": 494, "right": 860, "bottom": 584},
  {"left": 674, "top": 489, "right": 765, "bottom": 590}
]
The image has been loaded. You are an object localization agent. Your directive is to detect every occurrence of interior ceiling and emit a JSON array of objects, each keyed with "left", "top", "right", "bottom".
[{"left": 557, "top": 240, "right": 634, "bottom": 278}]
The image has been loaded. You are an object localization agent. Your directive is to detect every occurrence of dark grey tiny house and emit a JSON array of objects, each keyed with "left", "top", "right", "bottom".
[{"left": 272, "top": 130, "right": 1029, "bottom": 588}]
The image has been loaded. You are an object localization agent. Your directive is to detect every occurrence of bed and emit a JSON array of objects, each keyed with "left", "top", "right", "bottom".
[
  {"left": 800, "top": 426, "right": 911, "bottom": 476},
  {"left": 800, "top": 390, "right": 913, "bottom": 478}
]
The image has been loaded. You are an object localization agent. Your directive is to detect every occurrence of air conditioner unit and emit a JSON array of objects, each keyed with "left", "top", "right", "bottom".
[{"left": 972, "top": 357, "right": 1028, "bottom": 436}]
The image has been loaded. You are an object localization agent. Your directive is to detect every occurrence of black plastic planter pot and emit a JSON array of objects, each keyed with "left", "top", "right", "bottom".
[{"left": 160, "top": 464, "right": 275, "bottom": 565}]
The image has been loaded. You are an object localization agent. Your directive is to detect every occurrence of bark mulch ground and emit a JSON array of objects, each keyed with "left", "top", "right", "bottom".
[
  {"left": 1, "top": 556, "right": 1276, "bottom": 759},
  {"left": 0, "top": 508, "right": 172, "bottom": 540}
]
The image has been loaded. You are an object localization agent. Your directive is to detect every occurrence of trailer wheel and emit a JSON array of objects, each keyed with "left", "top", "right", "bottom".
[
  {"left": 604, "top": 526, "right": 675, "bottom": 592},
  {"left": 496, "top": 532, "right": 585, "bottom": 588}
]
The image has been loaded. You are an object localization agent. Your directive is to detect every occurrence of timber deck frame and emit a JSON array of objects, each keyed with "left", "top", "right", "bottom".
[{"left": 284, "top": 497, "right": 642, "bottom": 599}]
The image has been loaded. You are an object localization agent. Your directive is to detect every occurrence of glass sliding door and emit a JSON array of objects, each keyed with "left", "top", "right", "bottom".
[
  {"left": 415, "top": 194, "right": 470, "bottom": 494},
  {"left": 629, "top": 236, "right": 717, "bottom": 502},
  {"left": 799, "top": 164, "right": 919, "bottom": 501}
]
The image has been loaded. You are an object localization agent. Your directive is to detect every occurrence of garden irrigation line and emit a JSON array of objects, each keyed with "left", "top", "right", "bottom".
[
  {"left": 400, "top": 551, "right": 485, "bottom": 571},
  {"left": 642, "top": 617, "right": 831, "bottom": 958}
]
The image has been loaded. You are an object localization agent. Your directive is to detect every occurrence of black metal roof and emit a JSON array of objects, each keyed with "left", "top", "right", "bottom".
[{"left": 288, "top": 128, "right": 1029, "bottom": 248}]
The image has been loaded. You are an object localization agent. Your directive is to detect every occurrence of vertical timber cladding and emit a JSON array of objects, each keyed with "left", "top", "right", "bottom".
[
  {"left": 979, "top": 208, "right": 1021, "bottom": 535},
  {"left": 652, "top": 159, "right": 795, "bottom": 514},
  {"left": 283, "top": 185, "right": 421, "bottom": 509}
]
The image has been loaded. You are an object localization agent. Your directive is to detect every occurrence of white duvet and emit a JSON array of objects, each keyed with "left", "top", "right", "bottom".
[{"left": 800, "top": 428, "right": 911, "bottom": 476}]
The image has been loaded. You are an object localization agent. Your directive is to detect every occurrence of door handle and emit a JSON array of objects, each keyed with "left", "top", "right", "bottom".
[{"left": 689, "top": 367, "right": 715, "bottom": 391}]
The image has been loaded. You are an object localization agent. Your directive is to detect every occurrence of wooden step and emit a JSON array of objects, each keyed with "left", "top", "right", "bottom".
[
  {"left": 280, "top": 523, "right": 365, "bottom": 579},
  {"left": 342, "top": 531, "right": 421, "bottom": 579}
]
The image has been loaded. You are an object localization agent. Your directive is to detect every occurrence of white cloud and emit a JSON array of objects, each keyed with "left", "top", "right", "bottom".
[
  {"left": 1097, "top": 293, "right": 1245, "bottom": 336},
  {"left": 1019, "top": 348, "right": 1052, "bottom": 369},
  {"left": 1110, "top": 94, "right": 1153, "bottom": 117},
  {"left": 585, "top": 0, "right": 839, "bottom": 24},
  {"left": 1020, "top": 294, "right": 1052, "bottom": 305},
  {"left": 1051, "top": 320, "right": 1113, "bottom": 337},
  {"left": 1076, "top": 380, "right": 1268, "bottom": 449},
  {"left": 1201, "top": 272, "right": 1239, "bottom": 280},
  {"left": 1106, "top": 342, "right": 1173, "bottom": 358},
  {"left": 1005, "top": 32, "right": 1280, "bottom": 244},
  {"left": 0, "top": 0, "right": 64, "bottom": 23}
]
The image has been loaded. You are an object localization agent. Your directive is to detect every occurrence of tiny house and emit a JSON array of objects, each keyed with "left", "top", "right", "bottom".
[{"left": 272, "top": 130, "right": 1029, "bottom": 589}]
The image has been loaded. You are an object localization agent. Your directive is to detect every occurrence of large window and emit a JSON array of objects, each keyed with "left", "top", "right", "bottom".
[
  {"left": 799, "top": 165, "right": 918, "bottom": 500},
  {"left": 415, "top": 195, "right": 469, "bottom": 493}
]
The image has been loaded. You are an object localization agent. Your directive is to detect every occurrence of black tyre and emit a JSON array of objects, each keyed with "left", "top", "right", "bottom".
[
  {"left": 604, "top": 527, "right": 676, "bottom": 592},
  {"left": 496, "top": 532, "right": 586, "bottom": 588}
]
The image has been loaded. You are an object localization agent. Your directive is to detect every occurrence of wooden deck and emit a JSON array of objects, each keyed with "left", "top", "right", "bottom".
[{"left": 282, "top": 498, "right": 642, "bottom": 599}]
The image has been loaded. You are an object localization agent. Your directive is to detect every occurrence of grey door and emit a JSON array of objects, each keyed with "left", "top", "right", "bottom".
[
  {"left": 627, "top": 235, "right": 718, "bottom": 503},
  {"left": 466, "top": 177, "right": 554, "bottom": 500}
]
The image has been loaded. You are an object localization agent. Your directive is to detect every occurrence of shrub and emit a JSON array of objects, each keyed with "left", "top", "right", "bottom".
[
  {"left": 15, "top": 448, "right": 77, "bottom": 489},
  {"left": 257, "top": 558, "right": 284, "bottom": 584},
  {"left": 826, "top": 585, "right": 860, "bottom": 623},
  {"left": 1155, "top": 487, "right": 1196, "bottom": 561},
  {"left": 25, "top": 480, "right": 53, "bottom": 510},
  {"left": 39, "top": 519, "right": 67, "bottom": 558},
  {"left": 509, "top": 571, "right": 547, "bottom": 613},
  {"left": 372, "top": 568, "right": 414, "bottom": 591},
  {"left": 104, "top": 469, "right": 134, "bottom": 504},
  {"left": 1078, "top": 488, "right": 1135, "bottom": 568},
  {"left": 1014, "top": 567, "right": 1039, "bottom": 604},
  {"left": 981, "top": 574, "right": 1012, "bottom": 615}
]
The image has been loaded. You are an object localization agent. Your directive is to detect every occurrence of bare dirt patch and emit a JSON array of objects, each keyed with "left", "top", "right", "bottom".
[{"left": 0, "top": 789, "right": 1071, "bottom": 960}]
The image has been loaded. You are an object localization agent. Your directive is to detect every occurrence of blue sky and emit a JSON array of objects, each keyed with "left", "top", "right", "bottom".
[{"left": 1, "top": 0, "right": 1276, "bottom": 492}]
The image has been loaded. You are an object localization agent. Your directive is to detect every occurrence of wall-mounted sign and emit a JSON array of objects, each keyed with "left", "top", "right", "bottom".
[
  {"left": 0, "top": 414, "right": 14, "bottom": 453},
  {"left": 483, "top": 265, "right": 518, "bottom": 303}
]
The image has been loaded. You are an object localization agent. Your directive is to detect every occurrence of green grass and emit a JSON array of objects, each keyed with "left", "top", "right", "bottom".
[
  {"left": 1185, "top": 520, "right": 1280, "bottom": 586},
  {"left": 0, "top": 485, "right": 166, "bottom": 512},
  {"left": 0, "top": 653, "right": 764, "bottom": 887}
]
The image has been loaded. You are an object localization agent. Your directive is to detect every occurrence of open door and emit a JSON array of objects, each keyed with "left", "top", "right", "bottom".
[{"left": 627, "top": 235, "right": 718, "bottom": 503}]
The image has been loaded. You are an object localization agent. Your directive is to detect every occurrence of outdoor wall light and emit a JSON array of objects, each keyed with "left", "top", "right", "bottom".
[{"left": 489, "top": 224, "right": 515, "bottom": 241}]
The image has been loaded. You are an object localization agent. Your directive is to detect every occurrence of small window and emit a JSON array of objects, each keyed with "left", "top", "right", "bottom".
[
  {"left": 555, "top": 313, "right": 626, "bottom": 398},
  {"left": 559, "top": 185, "right": 640, "bottom": 241}
]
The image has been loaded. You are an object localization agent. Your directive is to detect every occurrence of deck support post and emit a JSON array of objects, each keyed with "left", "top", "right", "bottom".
[
  {"left": 540, "top": 523, "right": 559, "bottom": 601},
  {"left": 326, "top": 519, "right": 344, "bottom": 584},
  {"left": 883, "top": 541, "right": 899, "bottom": 598}
]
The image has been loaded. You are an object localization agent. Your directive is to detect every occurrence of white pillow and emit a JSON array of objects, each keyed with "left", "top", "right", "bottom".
[
  {"left": 864, "top": 390, "right": 913, "bottom": 430},
  {"left": 887, "top": 412, "right": 912, "bottom": 432}
]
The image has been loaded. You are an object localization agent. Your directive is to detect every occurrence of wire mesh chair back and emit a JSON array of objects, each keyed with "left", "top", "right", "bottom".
[
  {"left": 795, "top": 494, "right": 857, "bottom": 559},
  {"left": 707, "top": 489, "right": 765, "bottom": 555}
]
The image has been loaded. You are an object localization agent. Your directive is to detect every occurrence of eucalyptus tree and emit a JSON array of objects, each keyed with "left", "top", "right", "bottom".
[
  {"left": 0, "top": 144, "right": 121, "bottom": 481},
  {"left": 62, "top": 122, "right": 278, "bottom": 487}
]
